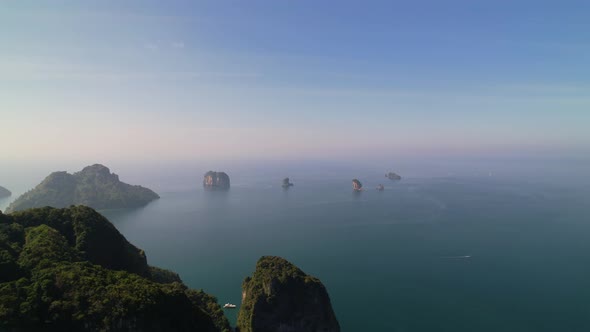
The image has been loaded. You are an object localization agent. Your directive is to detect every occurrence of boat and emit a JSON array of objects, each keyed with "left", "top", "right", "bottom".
[{"left": 223, "top": 303, "right": 237, "bottom": 309}]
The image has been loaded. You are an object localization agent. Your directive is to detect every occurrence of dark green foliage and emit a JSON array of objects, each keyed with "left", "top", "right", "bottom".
[
  {"left": 237, "top": 256, "right": 340, "bottom": 332},
  {"left": 9, "top": 206, "right": 149, "bottom": 276},
  {"left": 0, "top": 185, "right": 11, "bottom": 198},
  {"left": 6, "top": 164, "right": 159, "bottom": 213},
  {"left": 0, "top": 206, "right": 229, "bottom": 331},
  {"left": 149, "top": 266, "right": 183, "bottom": 284}
]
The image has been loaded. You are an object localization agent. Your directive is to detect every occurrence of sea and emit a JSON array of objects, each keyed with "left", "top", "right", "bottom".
[{"left": 2, "top": 158, "right": 590, "bottom": 331}]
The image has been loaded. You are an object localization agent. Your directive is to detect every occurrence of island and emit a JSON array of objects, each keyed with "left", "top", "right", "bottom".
[
  {"left": 386, "top": 172, "right": 402, "bottom": 180},
  {"left": 5, "top": 164, "right": 159, "bottom": 213},
  {"left": 282, "top": 177, "right": 294, "bottom": 188},
  {"left": 203, "top": 171, "right": 230, "bottom": 190},
  {"left": 237, "top": 256, "right": 340, "bottom": 332},
  {"left": 377, "top": 184, "right": 385, "bottom": 191},
  {"left": 0, "top": 186, "right": 11, "bottom": 198},
  {"left": 0, "top": 206, "right": 230, "bottom": 332},
  {"left": 352, "top": 179, "right": 363, "bottom": 191}
]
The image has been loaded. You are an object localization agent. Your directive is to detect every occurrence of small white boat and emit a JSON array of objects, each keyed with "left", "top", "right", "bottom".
[{"left": 223, "top": 303, "right": 237, "bottom": 309}]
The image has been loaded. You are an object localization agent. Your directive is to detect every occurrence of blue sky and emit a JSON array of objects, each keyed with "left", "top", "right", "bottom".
[{"left": 1, "top": 0, "right": 589, "bottom": 162}]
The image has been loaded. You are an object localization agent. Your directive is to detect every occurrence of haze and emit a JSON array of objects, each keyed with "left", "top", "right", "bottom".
[{"left": 2, "top": 1, "right": 589, "bottom": 165}]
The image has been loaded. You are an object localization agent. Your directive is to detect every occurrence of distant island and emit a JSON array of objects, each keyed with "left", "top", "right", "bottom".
[
  {"left": 352, "top": 179, "right": 363, "bottom": 191},
  {"left": 203, "top": 171, "right": 230, "bottom": 190},
  {"left": 282, "top": 177, "right": 294, "bottom": 188},
  {"left": 5, "top": 164, "right": 159, "bottom": 213},
  {"left": 386, "top": 172, "right": 402, "bottom": 180},
  {"left": 0, "top": 186, "right": 11, "bottom": 198},
  {"left": 377, "top": 184, "right": 385, "bottom": 191},
  {"left": 237, "top": 256, "right": 340, "bottom": 332},
  {"left": 0, "top": 206, "right": 230, "bottom": 331}
]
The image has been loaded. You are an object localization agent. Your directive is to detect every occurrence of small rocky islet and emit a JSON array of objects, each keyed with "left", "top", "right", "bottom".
[
  {"left": 282, "top": 177, "right": 294, "bottom": 188},
  {"left": 203, "top": 171, "right": 231, "bottom": 190}
]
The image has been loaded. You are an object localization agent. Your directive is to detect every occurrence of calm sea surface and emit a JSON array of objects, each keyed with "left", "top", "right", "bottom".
[{"left": 2, "top": 165, "right": 590, "bottom": 331}]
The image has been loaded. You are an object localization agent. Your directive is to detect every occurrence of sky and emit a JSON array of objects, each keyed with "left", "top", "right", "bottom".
[{"left": 1, "top": 0, "right": 589, "bottom": 164}]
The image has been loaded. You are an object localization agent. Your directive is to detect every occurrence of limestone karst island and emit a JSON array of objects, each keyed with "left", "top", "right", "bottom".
[
  {"left": 5, "top": 164, "right": 159, "bottom": 213},
  {"left": 203, "top": 171, "right": 231, "bottom": 190}
]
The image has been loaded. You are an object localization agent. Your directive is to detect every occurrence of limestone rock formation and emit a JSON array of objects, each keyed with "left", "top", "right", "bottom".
[
  {"left": 0, "top": 206, "right": 230, "bottom": 332},
  {"left": 6, "top": 164, "right": 159, "bottom": 213},
  {"left": 282, "top": 177, "right": 294, "bottom": 188},
  {"left": 352, "top": 179, "right": 363, "bottom": 191},
  {"left": 203, "top": 171, "right": 230, "bottom": 190},
  {"left": 237, "top": 256, "right": 340, "bottom": 332}
]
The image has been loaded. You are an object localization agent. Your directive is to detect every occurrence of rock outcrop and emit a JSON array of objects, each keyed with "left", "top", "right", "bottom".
[
  {"left": 352, "top": 179, "right": 363, "bottom": 191},
  {"left": 0, "top": 186, "right": 11, "bottom": 198},
  {"left": 237, "top": 256, "right": 340, "bottom": 332},
  {"left": 203, "top": 171, "right": 230, "bottom": 190},
  {"left": 282, "top": 177, "right": 294, "bottom": 188},
  {"left": 386, "top": 172, "right": 401, "bottom": 180},
  {"left": 5, "top": 164, "right": 159, "bottom": 213},
  {"left": 0, "top": 206, "right": 231, "bottom": 332}
]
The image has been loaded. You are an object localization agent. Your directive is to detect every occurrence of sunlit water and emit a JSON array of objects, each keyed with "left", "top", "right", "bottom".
[{"left": 2, "top": 163, "right": 590, "bottom": 331}]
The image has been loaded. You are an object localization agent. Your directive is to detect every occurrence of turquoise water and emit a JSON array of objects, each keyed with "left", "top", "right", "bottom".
[
  {"left": 2, "top": 163, "right": 590, "bottom": 331},
  {"left": 92, "top": 173, "right": 590, "bottom": 332}
]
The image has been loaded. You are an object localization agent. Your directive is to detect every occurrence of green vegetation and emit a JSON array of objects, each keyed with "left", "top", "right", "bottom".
[
  {"left": 0, "top": 206, "right": 230, "bottom": 332},
  {"left": 6, "top": 164, "right": 159, "bottom": 213},
  {"left": 237, "top": 256, "right": 340, "bottom": 332},
  {"left": 0, "top": 185, "right": 11, "bottom": 198}
]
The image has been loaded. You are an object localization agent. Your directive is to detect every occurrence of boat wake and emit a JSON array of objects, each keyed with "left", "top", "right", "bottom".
[{"left": 441, "top": 255, "right": 472, "bottom": 259}]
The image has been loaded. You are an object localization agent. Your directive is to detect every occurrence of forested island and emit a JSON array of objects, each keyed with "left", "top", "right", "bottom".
[
  {"left": 0, "top": 186, "right": 11, "bottom": 198},
  {"left": 238, "top": 256, "right": 340, "bottom": 332},
  {"left": 5, "top": 164, "right": 159, "bottom": 213},
  {"left": 0, "top": 206, "right": 229, "bottom": 331}
]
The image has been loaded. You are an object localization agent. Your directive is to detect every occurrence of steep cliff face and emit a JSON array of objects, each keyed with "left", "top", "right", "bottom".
[
  {"left": 352, "top": 179, "right": 363, "bottom": 191},
  {"left": 6, "top": 164, "right": 159, "bottom": 213},
  {"left": 203, "top": 171, "right": 230, "bottom": 190},
  {"left": 0, "top": 186, "right": 11, "bottom": 198},
  {"left": 237, "top": 256, "right": 340, "bottom": 332},
  {"left": 0, "top": 206, "right": 230, "bottom": 332}
]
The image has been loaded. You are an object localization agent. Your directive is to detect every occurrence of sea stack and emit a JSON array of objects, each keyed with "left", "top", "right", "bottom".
[
  {"left": 0, "top": 186, "right": 11, "bottom": 198},
  {"left": 386, "top": 172, "right": 402, "bottom": 180},
  {"left": 282, "top": 177, "right": 294, "bottom": 188},
  {"left": 237, "top": 256, "right": 340, "bottom": 332},
  {"left": 203, "top": 171, "right": 230, "bottom": 190},
  {"left": 352, "top": 179, "right": 363, "bottom": 191}
]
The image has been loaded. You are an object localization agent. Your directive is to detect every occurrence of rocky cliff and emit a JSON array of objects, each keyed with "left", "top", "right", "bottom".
[
  {"left": 281, "top": 178, "right": 294, "bottom": 188},
  {"left": 0, "top": 186, "right": 11, "bottom": 198},
  {"left": 352, "top": 179, "right": 363, "bottom": 191},
  {"left": 6, "top": 164, "right": 159, "bottom": 213},
  {"left": 203, "top": 171, "right": 230, "bottom": 190},
  {"left": 0, "top": 206, "right": 230, "bottom": 332},
  {"left": 237, "top": 256, "right": 340, "bottom": 332}
]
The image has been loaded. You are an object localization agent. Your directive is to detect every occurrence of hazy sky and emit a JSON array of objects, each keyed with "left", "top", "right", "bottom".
[{"left": 2, "top": 1, "right": 589, "bottom": 163}]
